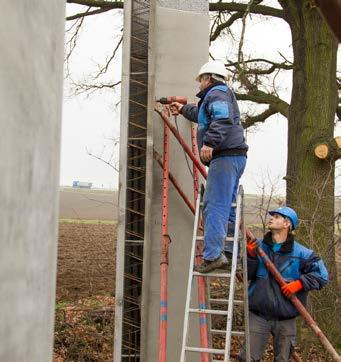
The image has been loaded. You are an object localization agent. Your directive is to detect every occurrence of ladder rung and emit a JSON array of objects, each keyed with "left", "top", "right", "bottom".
[
  {"left": 185, "top": 346, "right": 225, "bottom": 354},
  {"left": 189, "top": 308, "right": 228, "bottom": 315},
  {"left": 210, "top": 329, "right": 245, "bottom": 337},
  {"left": 196, "top": 236, "right": 234, "bottom": 242},
  {"left": 209, "top": 298, "right": 244, "bottom": 305},
  {"left": 232, "top": 331, "right": 245, "bottom": 336},
  {"left": 210, "top": 328, "right": 226, "bottom": 335},
  {"left": 193, "top": 271, "right": 230, "bottom": 278}
]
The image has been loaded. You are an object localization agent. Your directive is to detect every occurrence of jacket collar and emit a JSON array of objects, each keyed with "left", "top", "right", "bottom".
[
  {"left": 196, "top": 81, "right": 226, "bottom": 99},
  {"left": 263, "top": 231, "right": 294, "bottom": 253}
]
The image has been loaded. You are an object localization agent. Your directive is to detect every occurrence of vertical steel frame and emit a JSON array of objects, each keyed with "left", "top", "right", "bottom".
[{"left": 115, "top": 0, "right": 151, "bottom": 360}]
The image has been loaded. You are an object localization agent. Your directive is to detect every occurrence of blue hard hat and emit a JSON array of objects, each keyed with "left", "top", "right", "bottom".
[{"left": 268, "top": 206, "right": 299, "bottom": 230}]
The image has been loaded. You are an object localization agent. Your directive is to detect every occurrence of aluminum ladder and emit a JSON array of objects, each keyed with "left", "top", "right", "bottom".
[{"left": 180, "top": 185, "right": 250, "bottom": 362}]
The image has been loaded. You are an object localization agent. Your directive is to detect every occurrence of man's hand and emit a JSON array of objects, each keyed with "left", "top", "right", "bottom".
[
  {"left": 281, "top": 280, "right": 303, "bottom": 298},
  {"left": 200, "top": 145, "right": 213, "bottom": 162},
  {"left": 170, "top": 102, "right": 184, "bottom": 115},
  {"left": 246, "top": 239, "right": 258, "bottom": 258}
]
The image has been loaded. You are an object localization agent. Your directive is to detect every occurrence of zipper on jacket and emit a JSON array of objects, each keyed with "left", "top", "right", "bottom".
[{"left": 279, "top": 259, "right": 294, "bottom": 275}]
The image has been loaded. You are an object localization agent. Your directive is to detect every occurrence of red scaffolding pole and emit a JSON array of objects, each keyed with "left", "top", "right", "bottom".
[
  {"left": 159, "top": 123, "right": 170, "bottom": 362},
  {"left": 154, "top": 149, "right": 195, "bottom": 214},
  {"left": 155, "top": 104, "right": 208, "bottom": 179},
  {"left": 155, "top": 103, "right": 210, "bottom": 362}
]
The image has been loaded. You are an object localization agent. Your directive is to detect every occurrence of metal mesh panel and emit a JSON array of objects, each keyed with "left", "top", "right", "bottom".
[{"left": 121, "top": 0, "right": 150, "bottom": 360}]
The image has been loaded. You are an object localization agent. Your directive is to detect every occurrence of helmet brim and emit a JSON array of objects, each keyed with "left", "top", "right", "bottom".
[{"left": 268, "top": 211, "right": 295, "bottom": 230}]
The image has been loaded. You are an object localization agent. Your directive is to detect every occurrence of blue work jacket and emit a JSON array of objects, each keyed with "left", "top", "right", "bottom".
[
  {"left": 248, "top": 232, "right": 329, "bottom": 320},
  {"left": 181, "top": 82, "right": 248, "bottom": 165}
]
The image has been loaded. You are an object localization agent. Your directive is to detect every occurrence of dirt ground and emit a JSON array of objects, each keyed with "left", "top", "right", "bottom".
[
  {"left": 56, "top": 222, "right": 116, "bottom": 299},
  {"left": 54, "top": 188, "right": 341, "bottom": 361},
  {"left": 54, "top": 221, "right": 337, "bottom": 361},
  {"left": 55, "top": 222, "right": 116, "bottom": 361}
]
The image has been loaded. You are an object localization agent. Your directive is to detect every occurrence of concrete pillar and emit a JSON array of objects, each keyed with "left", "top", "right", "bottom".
[
  {"left": 0, "top": 2, "right": 65, "bottom": 361},
  {"left": 142, "top": 2, "right": 209, "bottom": 360}
]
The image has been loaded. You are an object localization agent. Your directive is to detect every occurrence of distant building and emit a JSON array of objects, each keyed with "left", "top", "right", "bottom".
[{"left": 72, "top": 181, "right": 93, "bottom": 189}]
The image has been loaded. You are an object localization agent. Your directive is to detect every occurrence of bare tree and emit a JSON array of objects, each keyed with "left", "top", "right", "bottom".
[{"left": 65, "top": 0, "right": 341, "bottom": 344}]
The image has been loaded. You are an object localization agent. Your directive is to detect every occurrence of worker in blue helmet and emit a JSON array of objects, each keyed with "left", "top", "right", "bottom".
[{"left": 239, "top": 206, "right": 329, "bottom": 362}]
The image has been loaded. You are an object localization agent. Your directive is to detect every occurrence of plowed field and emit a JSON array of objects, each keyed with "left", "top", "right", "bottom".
[{"left": 56, "top": 222, "right": 116, "bottom": 299}]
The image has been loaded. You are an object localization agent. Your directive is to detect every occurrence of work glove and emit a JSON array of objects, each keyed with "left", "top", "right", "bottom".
[
  {"left": 246, "top": 239, "right": 258, "bottom": 258},
  {"left": 170, "top": 102, "right": 184, "bottom": 115},
  {"left": 281, "top": 280, "right": 303, "bottom": 298}
]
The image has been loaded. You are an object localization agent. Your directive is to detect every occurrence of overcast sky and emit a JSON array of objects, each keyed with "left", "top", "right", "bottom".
[{"left": 61, "top": 4, "right": 340, "bottom": 196}]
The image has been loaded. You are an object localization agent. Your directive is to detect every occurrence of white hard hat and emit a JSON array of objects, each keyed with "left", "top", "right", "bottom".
[{"left": 196, "top": 60, "right": 228, "bottom": 82}]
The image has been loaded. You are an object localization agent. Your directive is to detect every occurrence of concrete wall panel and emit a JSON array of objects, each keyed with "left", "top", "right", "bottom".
[
  {"left": 0, "top": 2, "right": 65, "bottom": 361},
  {"left": 144, "top": 3, "right": 209, "bottom": 360}
]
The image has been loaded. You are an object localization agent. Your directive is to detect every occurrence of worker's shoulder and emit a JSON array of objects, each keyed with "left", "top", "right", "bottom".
[
  {"left": 206, "top": 85, "right": 233, "bottom": 102},
  {"left": 292, "top": 240, "right": 314, "bottom": 259}
]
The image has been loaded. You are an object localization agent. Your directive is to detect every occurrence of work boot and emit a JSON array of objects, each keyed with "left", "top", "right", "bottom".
[
  {"left": 194, "top": 253, "right": 228, "bottom": 273},
  {"left": 224, "top": 251, "right": 233, "bottom": 260}
]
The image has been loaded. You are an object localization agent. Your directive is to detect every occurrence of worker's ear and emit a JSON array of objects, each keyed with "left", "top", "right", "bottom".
[{"left": 284, "top": 218, "right": 291, "bottom": 231}]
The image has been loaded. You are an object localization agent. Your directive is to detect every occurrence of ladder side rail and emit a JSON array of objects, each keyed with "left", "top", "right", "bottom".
[
  {"left": 240, "top": 186, "right": 251, "bottom": 362},
  {"left": 180, "top": 196, "right": 202, "bottom": 362},
  {"left": 224, "top": 188, "right": 243, "bottom": 362}
]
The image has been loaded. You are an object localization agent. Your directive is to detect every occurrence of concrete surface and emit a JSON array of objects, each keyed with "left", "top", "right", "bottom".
[
  {"left": 0, "top": 2, "right": 65, "bottom": 361},
  {"left": 143, "top": 2, "right": 209, "bottom": 361}
]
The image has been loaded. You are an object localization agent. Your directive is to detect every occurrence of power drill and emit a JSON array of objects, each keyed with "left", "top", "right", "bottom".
[{"left": 156, "top": 96, "right": 188, "bottom": 115}]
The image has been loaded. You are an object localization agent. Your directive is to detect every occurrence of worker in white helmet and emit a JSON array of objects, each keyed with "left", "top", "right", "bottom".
[{"left": 171, "top": 60, "right": 248, "bottom": 273}]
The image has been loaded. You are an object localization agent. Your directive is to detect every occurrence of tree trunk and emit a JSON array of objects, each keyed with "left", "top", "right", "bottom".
[{"left": 284, "top": 0, "right": 339, "bottom": 343}]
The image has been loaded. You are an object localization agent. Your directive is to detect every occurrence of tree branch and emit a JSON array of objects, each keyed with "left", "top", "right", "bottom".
[
  {"left": 71, "top": 80, "right": 121, "bottom": 96},
  {"left": 67, "top": 7, "right": 114, "bottom": 21},
  {"left": 210, "top": 12, "right": 244, "bottom": 41},
  {"left": 86, "top": 146, "right": 119, "bottom": 172},
  {"left": 93, "top": 36, "right": 123, "bottom": 80},
  {"left": 209, "top": 2, "right": 284, "bottom": 19},
  {"left": 226, "top": 58, "right": 293, "bottom": 75},
  {"left": 65, "top": 14, "right": 87, "bottom": 77},
  {"left": 238, "top": 0, "right": 254, "bottom": 67},
  {"left": 242, "top": 105, "right": 278, "bottom": 128},
  {"left": 67, "top": 0, "right": 123, "bottom": 9},
  {"left": 236, "top": 89, "right": 289, "bottom": 118}
]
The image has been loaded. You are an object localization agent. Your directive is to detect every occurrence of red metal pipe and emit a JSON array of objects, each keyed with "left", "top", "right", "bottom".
[
  {"left": 159, "top": 124, "right": 171, "bottom": 362},
  {"left": 153, "top": 149, "right": 195, "bottom": 214},
  {"left": 246, "top": 229, "right": 341, "bottom": 362},
  {"left": 155, "top": 104, "right": 208, "bottom": 180},
  {"left": 191, "top": 124, "right": 210, "bottom": 362},
  {"left": 191, "top": 124, "right": 200, "bottom": 201}
]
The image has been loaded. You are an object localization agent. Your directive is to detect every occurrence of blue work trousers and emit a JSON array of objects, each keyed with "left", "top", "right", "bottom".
[{"left": 203, "top": 155, "right": 246, "bottom": 260}]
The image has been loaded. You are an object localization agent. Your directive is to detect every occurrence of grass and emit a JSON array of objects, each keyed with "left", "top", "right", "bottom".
[
  {"left": 56, "top": 300, "right": 69, "bottom": 310},
  {"left": 59, "top": 219, "right": 117, "bottom": 225}
]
